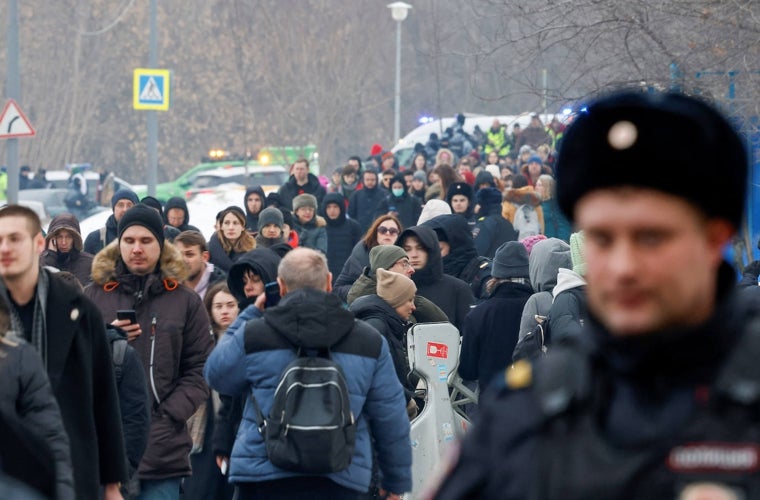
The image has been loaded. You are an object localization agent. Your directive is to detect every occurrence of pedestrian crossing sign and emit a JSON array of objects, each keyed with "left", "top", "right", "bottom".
[{"left": 133, "top": 68, "right": 170, "bottom": 110}]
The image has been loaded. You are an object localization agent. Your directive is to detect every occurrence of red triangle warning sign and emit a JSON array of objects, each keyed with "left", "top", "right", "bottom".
[{"left": 0, "top": 99, "right": 35, "bottom": 139}]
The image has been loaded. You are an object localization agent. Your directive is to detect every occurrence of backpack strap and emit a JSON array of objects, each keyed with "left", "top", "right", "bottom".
[{"left": 100, "top": 226, "right": 107, "bottom": 249}]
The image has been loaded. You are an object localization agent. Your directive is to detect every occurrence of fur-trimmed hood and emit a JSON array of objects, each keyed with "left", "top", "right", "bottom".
[
  {"left": 503, "top": 185, "right": 542, "bottom": 206},
  {"left": 90, "top": 238, "right": 188, "bottom": 285}
]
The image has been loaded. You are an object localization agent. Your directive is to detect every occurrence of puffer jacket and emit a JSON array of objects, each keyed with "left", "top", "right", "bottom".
[
  {"left": 205, "top": 288, "right": 412, "bottom": 494},
  {"left": 40, "top": 212, "right": 95, "bottom": 286},
  {"left": 84, "top": 240, "right": 214, "bottom": 480},
  {"left": 277, "top": 172, "right": 327, "bottom": 210},
  {"left": 0, "top": 336, "right": 74, "bottom": 499}
]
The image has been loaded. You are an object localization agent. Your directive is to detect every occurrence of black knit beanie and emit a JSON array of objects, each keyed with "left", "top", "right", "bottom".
[{"left": 118, "top": 204, "right": 166, "bottom": 249}]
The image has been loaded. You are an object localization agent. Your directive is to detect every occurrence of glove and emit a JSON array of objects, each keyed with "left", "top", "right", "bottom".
[{"left": 406, "top": 398, "right": 418, "bottom": 420}]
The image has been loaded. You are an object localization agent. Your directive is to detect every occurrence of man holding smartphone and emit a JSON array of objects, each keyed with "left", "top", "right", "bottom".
[{"left": 85, "top": 204, "right": 213, "bottom": 500}]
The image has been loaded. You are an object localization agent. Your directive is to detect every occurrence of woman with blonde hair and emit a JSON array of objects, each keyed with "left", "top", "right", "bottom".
[{"left": 208, "top": 206, "right": 256, "bottom": 272}]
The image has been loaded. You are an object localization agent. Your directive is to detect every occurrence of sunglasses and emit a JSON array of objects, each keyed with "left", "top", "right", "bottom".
[{"left": 377, "top": 226, "right": 399, "bottom": 236}]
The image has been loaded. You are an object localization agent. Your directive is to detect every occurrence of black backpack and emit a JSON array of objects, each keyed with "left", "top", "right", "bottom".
[
  {"left": 251, "top": 347, "right": 357, "bottom": 474},
  {"left": 512, "top": 314, "right": 550, "bottom": 363}
]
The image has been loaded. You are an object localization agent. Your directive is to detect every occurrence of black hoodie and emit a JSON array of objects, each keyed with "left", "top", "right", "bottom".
[
  {"left": 321, "top": 192, "right": 362, "bottom": 282},
  {"left": 226, "top": 248, "right": 282, "bottom": 307},
  {"left": 396, "top": 225, "right": 474, "bottom": 331},
  {"left": 423, "top": 214, "right": 492, "bottom": 301},
  {"left": 374, "top": 173, "right": 422, "bottom": 229},
  {"left": 243, "top": 186, "right": 267, "bottom": 233},
  {"left": 164, "top": 196, "right": 201, "bottom": 233}
]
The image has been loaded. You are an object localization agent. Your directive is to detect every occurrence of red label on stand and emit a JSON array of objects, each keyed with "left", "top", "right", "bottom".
[{"left": 427, "top": 342, "right": 448, "bottom": 359}]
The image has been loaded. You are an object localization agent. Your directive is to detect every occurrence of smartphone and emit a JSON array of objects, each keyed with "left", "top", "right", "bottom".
[
  {"left": 116, "top": 309, "right": 137, "bottom": 324},
  {"left": 264, "top": 282, "right": 280, "bottom": 307}
]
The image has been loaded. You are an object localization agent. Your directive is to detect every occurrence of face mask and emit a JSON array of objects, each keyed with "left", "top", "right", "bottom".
[{"left": 392, "top": 188, "right": 404, "bottom": 197}]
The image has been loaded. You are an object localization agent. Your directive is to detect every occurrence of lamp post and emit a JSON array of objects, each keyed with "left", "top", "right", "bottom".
[{"left": 388, "top": 2, "right": 412, "bottom": 145}]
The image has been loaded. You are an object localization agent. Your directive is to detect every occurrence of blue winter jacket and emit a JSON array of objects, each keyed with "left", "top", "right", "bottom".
[{"left": 205, "top": 287, "right": 412, "bottom": 494}]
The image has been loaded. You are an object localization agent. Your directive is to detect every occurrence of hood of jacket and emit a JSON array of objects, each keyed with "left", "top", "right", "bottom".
[
  {"left": 263, "top": 287, "right": 356, "bottom": 349},
  {"left": 503, "top": 186, "right": 542, "bottom": 206},
  {"left": 164, "top": 196, "right": 192, "bottom": 228},
  {"left": 244, "top": 186, "right": 267, "bottom": 218},
  {"left": 90, "top": 238, "right": 188, "bottom": 285},
  {"left": 322, "top": 192, "right": 347, "bottom": 227},
  {"left": 350, "top": 293, "right": 405, "bottom": 326},
  {"left": 397, "top": 225, "right": 442, "bottom": 286},
  {"left": 45, "top": 213, "right": 84, "bottom": 251},
  {"left": 227, "top": 248, "right": 282, "bottom": 302},
  {"left": 529, "top": 237, "right": 571, "bottom": 293},
  {"left": 552, "top": 267, "right": 587, "bottom": 298},
  {"left": 422, "top": 214, "right": 477, "bottom": 278}
]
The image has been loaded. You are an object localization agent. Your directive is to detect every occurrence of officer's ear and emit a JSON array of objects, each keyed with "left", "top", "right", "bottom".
[
  {"left": 705, "top": 218, "right": 734, "bottom": 267},
  {"left": 277, "top": 276, "right": 288, "bottom": 297},
  {"left": 325, "top": 272, "right": 333, "bottom": 293}
]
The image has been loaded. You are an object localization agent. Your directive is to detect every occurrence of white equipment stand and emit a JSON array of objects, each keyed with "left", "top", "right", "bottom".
[{"left": 404, "top": 322, "right": 477, "bottom": 498}]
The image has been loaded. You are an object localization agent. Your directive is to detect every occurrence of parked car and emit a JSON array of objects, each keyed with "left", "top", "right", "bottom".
[{"left": 184, "top": 165, "right": 288, "bottom": 201}]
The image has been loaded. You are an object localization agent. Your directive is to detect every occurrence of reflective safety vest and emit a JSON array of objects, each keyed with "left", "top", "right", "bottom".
[
  {"left": 531, "top": 326, "right": 760, "bottom": 499},
  {"left": 484, "top": 126, "right": 510, "bottom": 157}
]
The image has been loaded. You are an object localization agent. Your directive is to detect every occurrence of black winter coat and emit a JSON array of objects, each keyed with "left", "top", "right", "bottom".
[
  {"left": 277, "top": 173, "right": 327, "bottom": 210},
  {"left": 29, "top": 271, "right": 128, "bottom": 497},
  {"left": 83, "top": 213, "right": 118, "bottom": 255},
  {"left": 375, "top": 191, "right": 422, "bottom": 230},
  {"left": 348, "top": 186, "right": 386, "bottom": 234},
  {"left": 208, "top": 232, "right": 248, "bottom": 273},
  {"left": 333, "top": 241, "right": 371, "bottom": 302},
  {"left": 40, "top": 248, "right": 95, "bottom": 287},
  {"left": 105, "top": 326, "right": 150, "bottom": 476},
  {"left": 349, "top": 294, "right": 416, "bottom": 402},
  {"left": 244, "top": 186, "right": 267, "bottom": 233},
  {"left": 164, "top": 196, "right": 201, "bottom": 233},
  {"left": 0, "top": 336, "right": 74, "bottom": 499},
  {"left": 322, "top": 192, "right": 363, "bottom": 283},
  {"left": 397, "top": 226, "right": 474, "bottom": 331},
  {"left": 434, "top": 265, "right": 754, "bottom": 499},
  {"left": 473, "top": 209, "right": 518, "bottom": 259},
  {"left": 459, "top": 281, "right": 533, "bottom": 391}
]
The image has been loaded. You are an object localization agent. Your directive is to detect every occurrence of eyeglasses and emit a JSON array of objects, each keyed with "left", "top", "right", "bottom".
[
  {"left": 377, "top": 226, "right": 399, "bottom": 236},
  {"left": 394, "top": 260, "right": 412, "bottom": 269}
]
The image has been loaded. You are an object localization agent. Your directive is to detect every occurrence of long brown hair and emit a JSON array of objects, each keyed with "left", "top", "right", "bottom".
[
  {"left": 432, "top": 164, "right": 462, "bottom": 201},
  {"left": 204, "top": 282, "right": 238, "bottom": 337},
  {"left": 361, "top": 214, "right": 402, "bottom": 249},
  {"left": 217, "top": 207, "right": 256, "bottom": 254}
]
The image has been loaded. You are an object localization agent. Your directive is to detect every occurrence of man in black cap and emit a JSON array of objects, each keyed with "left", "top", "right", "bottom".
[
  {"left": 85, "top": 204, "right": 214, "bottom": 499},
  {"left": 432, "top": 91, "right": 756, "bottom": 499}
]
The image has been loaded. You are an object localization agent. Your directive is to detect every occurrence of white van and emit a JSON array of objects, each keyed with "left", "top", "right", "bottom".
[{"left": 391, "top": 112, "right": 562, "bottom": 168}]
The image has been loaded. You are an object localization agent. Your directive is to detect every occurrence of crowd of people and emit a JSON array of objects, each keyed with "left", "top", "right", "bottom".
[{"left": 2, "top": 93, "right": 759, "bottom": 500}]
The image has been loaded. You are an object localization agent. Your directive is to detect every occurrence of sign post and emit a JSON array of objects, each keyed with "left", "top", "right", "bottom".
[{"left": 133, "top": 67, "right": 170, "bottom": 197}]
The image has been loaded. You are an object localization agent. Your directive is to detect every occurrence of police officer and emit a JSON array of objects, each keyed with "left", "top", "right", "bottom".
[{"left": 432, "top": 91, "right": 757, "bottom": 499}]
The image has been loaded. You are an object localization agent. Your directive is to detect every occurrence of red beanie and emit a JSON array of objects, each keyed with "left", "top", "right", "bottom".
[{"left": 370, "top": 143, "right": 383, "bottom": 156}]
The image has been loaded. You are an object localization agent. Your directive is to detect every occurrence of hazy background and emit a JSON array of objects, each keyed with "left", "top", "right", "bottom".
[{"left": 0, "top": 0, "right": 758, "bottom": 180}]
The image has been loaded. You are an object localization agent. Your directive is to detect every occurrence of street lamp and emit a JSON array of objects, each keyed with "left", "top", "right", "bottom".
[{"left": 388, "top": 1, "right": 412, "bottom": 145}]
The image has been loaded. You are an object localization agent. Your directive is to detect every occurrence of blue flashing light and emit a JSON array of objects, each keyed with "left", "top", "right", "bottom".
[
  {"left": 561, "top": 108, "right": 572, "bottom": 116},
  {"left": 418, "top": 115, "right": 435, "bottom": 125}
]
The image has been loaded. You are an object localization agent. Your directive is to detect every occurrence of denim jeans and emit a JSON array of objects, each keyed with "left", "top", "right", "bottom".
[{"left": 136, "top": 478, "right": 182, "bottom": 500}]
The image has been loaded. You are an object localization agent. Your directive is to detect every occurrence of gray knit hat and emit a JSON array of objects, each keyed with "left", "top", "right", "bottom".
[
  {"left": 492, "top": 241, "right": 529, "bottom": 279},
  {"left": 369, "top": 245, "right": 408, "bottom": 275},
  {"left": 258, "top": 206, "right": 284, "bottom": 232},
  {"left": 292, "top": 193, "right": 318, "bottom": 212}
]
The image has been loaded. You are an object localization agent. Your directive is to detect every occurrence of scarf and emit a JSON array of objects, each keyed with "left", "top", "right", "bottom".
[{"left": 3, "top": 269, "right": 50, "bottom": 367}]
